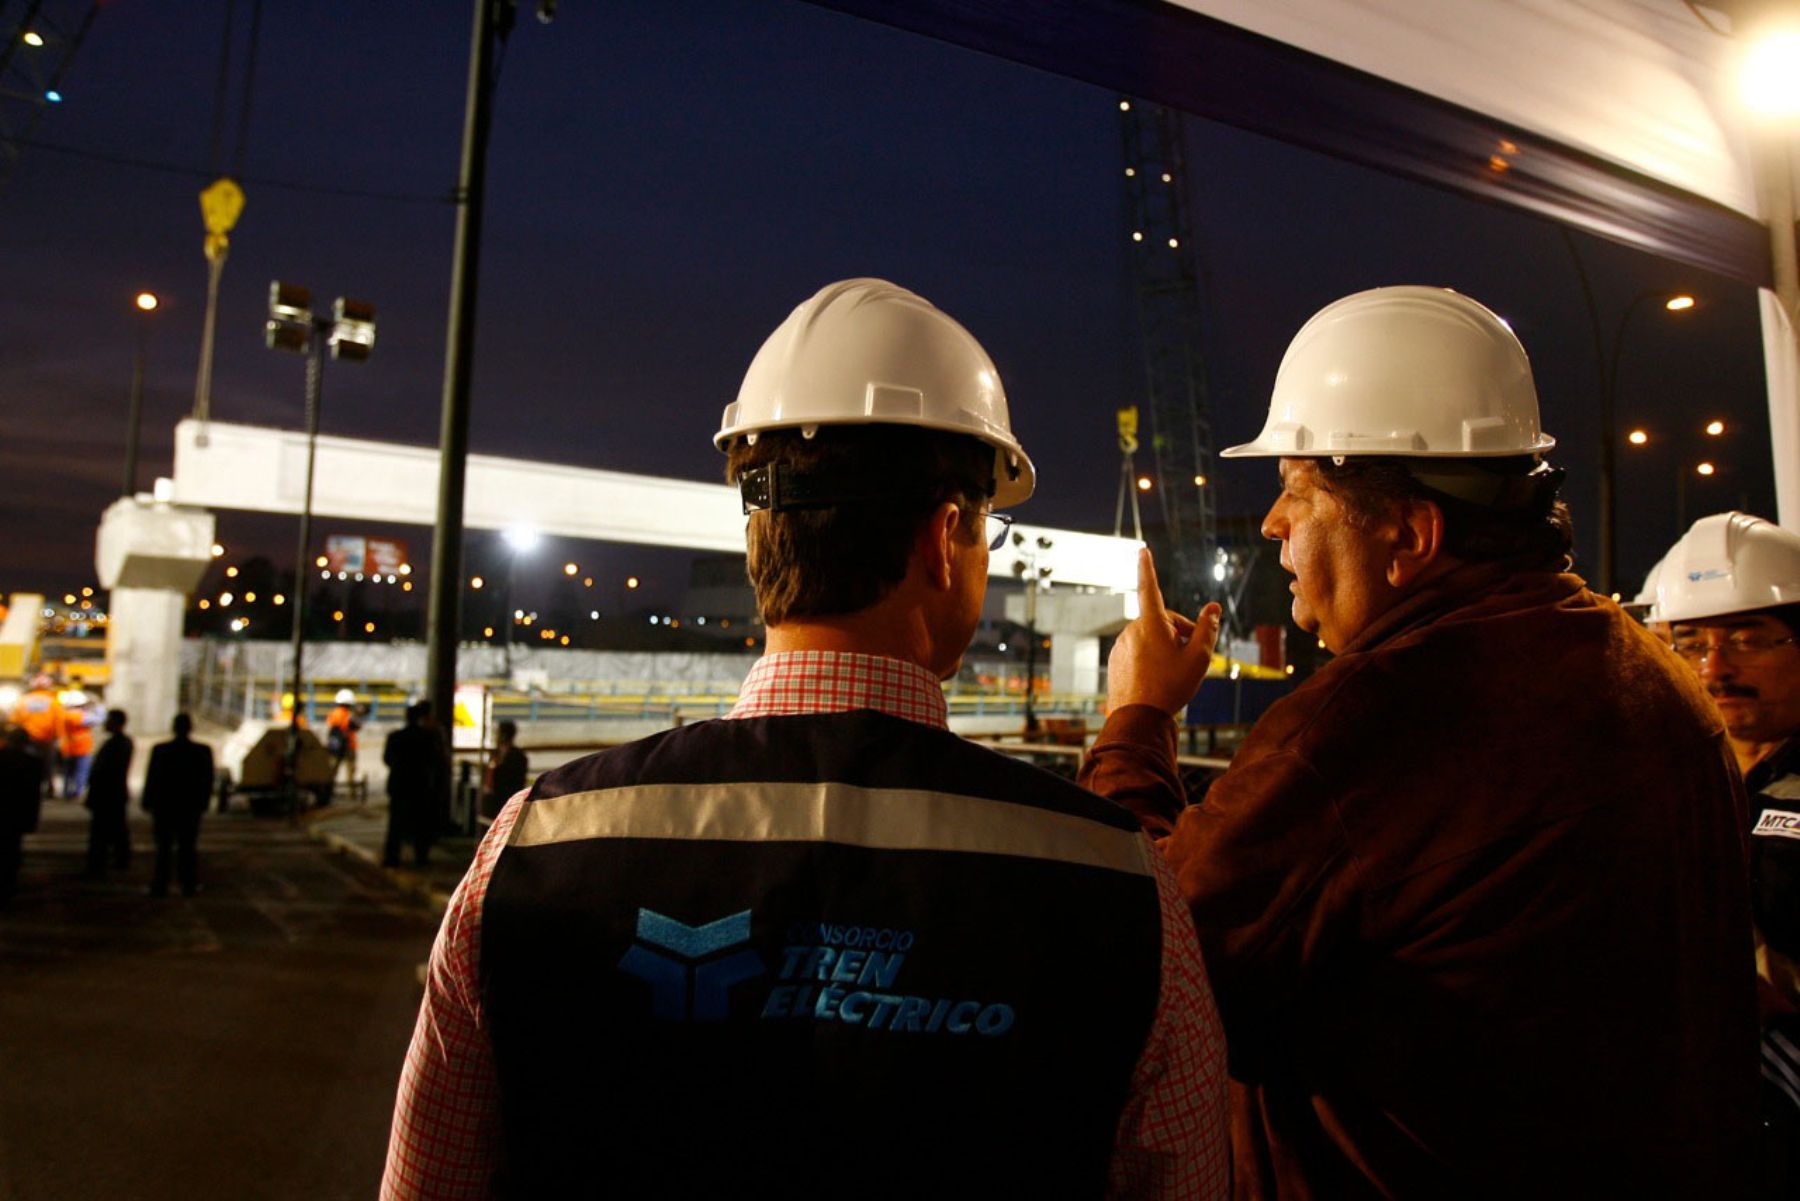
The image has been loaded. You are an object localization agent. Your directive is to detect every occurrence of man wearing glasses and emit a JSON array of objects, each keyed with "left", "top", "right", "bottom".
[
  {"left": 1651, "top": 511, "right": 1800, "bottom": 1195},
  {"left": 383, "top": 279, "right": 1230, "bottom": 1199}
]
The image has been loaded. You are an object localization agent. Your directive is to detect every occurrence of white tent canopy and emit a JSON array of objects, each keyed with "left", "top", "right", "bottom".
[{"left": 817, "top": 0, "right": 1799, "bottom": 527}]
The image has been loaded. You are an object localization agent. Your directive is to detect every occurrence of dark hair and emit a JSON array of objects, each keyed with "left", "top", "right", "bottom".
[
  {"left": 497, "top": 720, "right": 518, "bottom": 741},
  {"left": 1768, "top": 603, "right": 1800, "bottom": 639},
  {"left": 725, "top": 426, "right": 994, "bottom": 626},
  {"left": 105, "top": 708, "right": 127, "bottom": 732},
  {"left": 406, "top": 700, "right": 432, "bottom": 725},
  {"left": 1314, "top": 455, "right": 1574, "bottom": 569},
  {"left": 172, "top": 713, "right": 193, "bottom": 737}
]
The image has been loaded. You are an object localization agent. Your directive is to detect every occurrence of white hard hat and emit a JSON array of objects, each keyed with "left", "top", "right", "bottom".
[
  {"left": 1222, "top": 286, "right": 1555, "bottom": 460},
  {"left": 334, "top": 688, "right": 356, "bottom": 705},
  {"left": 1629, "top": 554, "right": 1666, "bottom": 611},
  {"left": 1649, "top": 511, "right": 1800, "bottom": 624},
  {"left": 716, "top": 278, "right": 1035, "bottom": 506}
]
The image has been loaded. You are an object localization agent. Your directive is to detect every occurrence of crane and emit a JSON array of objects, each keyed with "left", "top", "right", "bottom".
[{"left": 1118, "top": 96, "right": 1221, "bottom": 614}]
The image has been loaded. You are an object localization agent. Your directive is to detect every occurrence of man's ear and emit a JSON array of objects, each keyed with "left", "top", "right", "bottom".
[
  {"left": 915, "top": 501, "right": 964, "bottom": 592},
  {"left": 1387, "top": 497, "right": 1447, "bottom": 588}
]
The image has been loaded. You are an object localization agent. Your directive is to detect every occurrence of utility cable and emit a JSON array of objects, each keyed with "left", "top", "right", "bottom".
[
  {"left": 14, "top": 135, "right": 453, "bottom": 203},
  {"left": 230, "top": 0, "right": 261, "bottom": 175},
  {"left": 207, "top": 0, "right": 235, "bottom": 174}
]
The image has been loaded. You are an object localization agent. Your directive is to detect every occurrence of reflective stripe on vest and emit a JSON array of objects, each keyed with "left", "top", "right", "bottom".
[{"left": 510, "top": 780, "right": 1153, "bottom": 877}]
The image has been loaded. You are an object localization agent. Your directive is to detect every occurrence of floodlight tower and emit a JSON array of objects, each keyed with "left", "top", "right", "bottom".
[
  {"left": 1011, "top": 532, "right": 1054, "bottom": 734},
  {"left": 265, "top": 282, "right": 376, "bottom": 805}
]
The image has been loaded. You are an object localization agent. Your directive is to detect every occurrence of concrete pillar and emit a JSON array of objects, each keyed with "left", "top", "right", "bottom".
[
  {"left": 1049, "top": 635, "right": 1101, "bottom": 696},
  {"left": 106, "top": 588, "right": 190, "bottom": 737},
  {"left": 1004, "top": 588, "right": 1131, "bottom": 701},
  {"left": 95, "top": 498, "right": 216, "bottom": 739}
]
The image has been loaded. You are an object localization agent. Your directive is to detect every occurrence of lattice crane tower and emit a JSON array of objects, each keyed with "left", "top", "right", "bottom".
[{"left": 1118, "top": 96, "right": 1220, "bottom": 612}]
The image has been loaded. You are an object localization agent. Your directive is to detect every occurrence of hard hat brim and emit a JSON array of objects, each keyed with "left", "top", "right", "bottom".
[{"left": 1219, "top": 434, "right": 1557, "bottom": 459}]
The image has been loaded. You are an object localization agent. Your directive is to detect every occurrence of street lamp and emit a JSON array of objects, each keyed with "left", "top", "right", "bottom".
[
  {"left": 1597, "top": 289, "right": 1695, "bottom": 594},
  {"left": 121, "top": 290, "right": 160, "bottom": 497},
  {"left": 499, "top": 524, "right": 539, "bottom": 676},
  {"left": 1626, "top": 418, "right": 1733, "bottom": 535},
  {"left": 1011, "top": 532, "right": 1054, "bottom": 734},
  {"left": 265, "top": 281, "right": 377, "bottom": 806}
]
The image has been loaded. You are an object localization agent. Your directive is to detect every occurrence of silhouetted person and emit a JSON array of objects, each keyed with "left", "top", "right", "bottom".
[
  {"left": 84, "top": 709, "right": 132, "bottom": 875},
  {"left": 384, "top": 701, "right": 446, "bottom": 868},
  {"left": 0, "top": 728, "right": 44, "bottom": 904},
  {"left": 482, "top": 719, "right": 527, "bottom": 818},
  {"left": 143, "top": 713, "right": 214, "bottom": 898}
]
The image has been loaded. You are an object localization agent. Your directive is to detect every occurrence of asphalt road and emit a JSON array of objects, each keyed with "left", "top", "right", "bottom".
[{"left": 0, "top": 799, "right": 441, "bottom": 1201}]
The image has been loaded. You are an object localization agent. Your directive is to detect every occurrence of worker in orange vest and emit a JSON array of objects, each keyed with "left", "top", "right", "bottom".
[
  {"left": 58, "top": 691, "right": 98, "bottom": 799},
  {"left": 9, "top": 674, "right": 63, "bottom": 799},
  {"left": 324, "top": 689, "right": 364, "bottom": 804}
]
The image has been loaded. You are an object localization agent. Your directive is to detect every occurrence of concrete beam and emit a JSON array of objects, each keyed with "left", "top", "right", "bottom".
[{"left": 168, "top": 419, "right": 1143, "bottom": 590}]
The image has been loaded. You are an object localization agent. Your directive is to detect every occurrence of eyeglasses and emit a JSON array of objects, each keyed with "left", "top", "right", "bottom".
[
  {"left": 982, "top": 512, "right": 1014, "bottom": 551},
  {"left": 1670, "top": 632, "right": 1799, "bottom": 664}
]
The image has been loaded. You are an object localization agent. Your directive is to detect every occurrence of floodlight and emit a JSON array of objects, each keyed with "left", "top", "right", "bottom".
[{"left": 329, "top": 297, "right": 378, "bottom": 362}]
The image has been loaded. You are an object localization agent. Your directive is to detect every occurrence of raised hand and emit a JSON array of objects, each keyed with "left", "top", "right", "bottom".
[{"left": 1105, "top": 548, "right": 1222, "bottom": 717}]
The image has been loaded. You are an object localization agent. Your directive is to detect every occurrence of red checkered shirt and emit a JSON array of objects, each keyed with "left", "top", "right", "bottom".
[{"left": 382, "top": 651, "right": 1228, "bottom": 1200}]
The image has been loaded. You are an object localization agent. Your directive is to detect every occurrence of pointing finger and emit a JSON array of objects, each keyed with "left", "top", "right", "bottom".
[{"left": 1137, "top": 548, "right": 1168, "bottom": 622}]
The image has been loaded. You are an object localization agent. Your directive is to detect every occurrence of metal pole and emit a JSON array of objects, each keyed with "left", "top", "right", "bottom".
[
  {"left": 1022, "top": 582, "right": 1038, "bottom": 733},
  {"left": 194, "top": 252, "right": 226, "bottom": 428},
  {"left": 1599, "top": 335, "right": 1619, "bottom": 596},
  {"left": 425, "top": 0, "right": 502, "bottom": 739},
  {"left": 1601, "top": 290, "right": 1659, "bottom": 596},
  {"left": 122, "top": 314, "right": 146, "bottom": 497},
  {"left": 1559, "top": 229, "right": 1612, "bottom": 592},
  {"left": 501, "top": 545, "right": 515, "bottom": 678},
  {"left": 285, "top": 329, "right": 326, "bottom": 812}
]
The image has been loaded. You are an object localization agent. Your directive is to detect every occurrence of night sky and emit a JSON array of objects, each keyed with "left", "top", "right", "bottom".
[{"left": 0, "top": 0, "right": 1779, "bottom": 613}]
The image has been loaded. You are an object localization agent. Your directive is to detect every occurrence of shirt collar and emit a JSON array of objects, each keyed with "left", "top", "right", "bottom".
[{"left": 728, "top": 651, "right": 948, "bottom": 729}]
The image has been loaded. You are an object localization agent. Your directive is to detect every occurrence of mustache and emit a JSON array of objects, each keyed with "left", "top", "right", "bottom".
[{"left": 1708, "top": 684, "right": 1759, "bottom": 701}]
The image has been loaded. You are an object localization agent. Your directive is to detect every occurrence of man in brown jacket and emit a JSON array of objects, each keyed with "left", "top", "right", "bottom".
[{"left": 1085, "top": 287, "right": 1757, "bottom": 1198}]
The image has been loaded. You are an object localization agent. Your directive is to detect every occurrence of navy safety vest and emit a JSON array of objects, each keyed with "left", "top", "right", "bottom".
[{"left": 480, "top": 709, "right": 1165, "bottom": 1199}]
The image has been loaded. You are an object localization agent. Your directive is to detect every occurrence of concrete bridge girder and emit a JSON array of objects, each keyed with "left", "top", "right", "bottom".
[
  {"left": 97, "top": 419, "right": 1146, "bottom": 733},
  {"left": 166, "top": 420, "right": 1144, "bottom": 588}
]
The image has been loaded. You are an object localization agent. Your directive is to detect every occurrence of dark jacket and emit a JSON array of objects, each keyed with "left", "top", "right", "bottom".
[
  {"left": 1747, "top": 736, "right": 1800, "bottom": 1004},
  {"left": 480, "top": 710, "right": 1163, "bottom": 1199},
  {"left": 487, "top": 744, "right": 527, "bottom": 802},
  {"left": 385, "top": 724, "right": 448, "bottom": 833},
  {"left": 0, "top": 745, "right": 43, "bottom": 835},
  {"left": 1084, "top": 566, "right": 1758, "bottom": 1199},
  {"left": 86, "top": 733, "right": 133, "bottom": 814},
  {"left": 142, "top": 736, "right": 215, "bottom": 825}
]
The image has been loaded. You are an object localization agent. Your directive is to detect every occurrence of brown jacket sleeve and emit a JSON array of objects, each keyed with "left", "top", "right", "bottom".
[
  {"left": 1083, "top": 711, "right": 1354, "bottom": 1048},
  {"left": 1077, "top": 705, "right": 1184, "bottom": 836}
]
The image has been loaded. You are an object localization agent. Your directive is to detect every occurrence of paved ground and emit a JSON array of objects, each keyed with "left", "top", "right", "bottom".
[
  {"left": 307, "top": 803, "right": 482, "bottom": 912},
  {"left": 0, "top": 799, "right": 447, "bottom": 1201}
]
